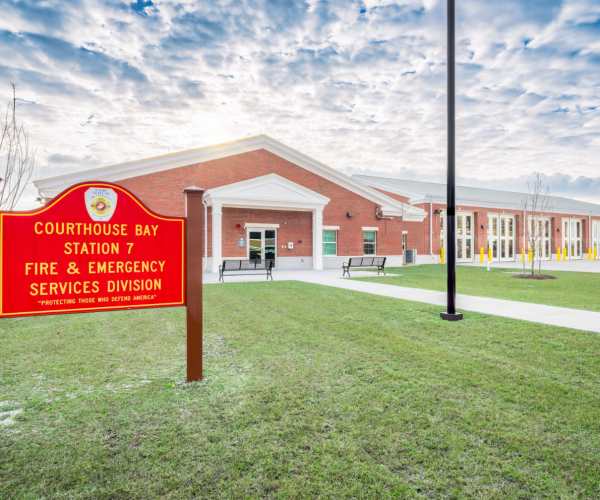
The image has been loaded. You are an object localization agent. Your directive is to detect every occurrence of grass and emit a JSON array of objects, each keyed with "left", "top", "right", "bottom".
[
  {"left": 355, "top": 264, "right": 600, "bottom": 312},
  {"left": 1, "top": 281, "right": 599, "bottom": 499}
]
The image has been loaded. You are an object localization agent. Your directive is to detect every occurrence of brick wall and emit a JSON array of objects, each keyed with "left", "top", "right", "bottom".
[
  {"left": 378, "top": 190, "right": 600, "bottom": 261},
  {"left": 117, "top": 149, "right": 405, "bottom": 258},
  {"left": 221, "top": 208, "right": 312, "bottom": 258}
]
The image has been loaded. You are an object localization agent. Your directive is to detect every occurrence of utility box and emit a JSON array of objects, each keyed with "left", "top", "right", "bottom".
[
  {"left": 405, "top": 249, "right": 417, "bottom": 264},
  {"left": 288, "top": 242, "right": 294, "bottom": 249}
]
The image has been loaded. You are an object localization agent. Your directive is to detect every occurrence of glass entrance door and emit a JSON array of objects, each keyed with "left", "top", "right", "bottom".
[
  {"left": 563, "top": 219, "right": 582, "bottom": 260},
  {"left": 529, "top": 217, "right": 551, "bottom": 261},
  {"left": 456, "top": 213, "right": 473, "bottom": 262},
  {"left": 500, "top": 215, "right": 515, "bottom": 261},
  {"left": 488, "top": 215, "right": 499, "bottom": 261},
  {"left": 248, "top": 229, "right": 277, "bottom": 265},
  {"left": 488, "top": 214, "right": 515, "bottom": 261}
]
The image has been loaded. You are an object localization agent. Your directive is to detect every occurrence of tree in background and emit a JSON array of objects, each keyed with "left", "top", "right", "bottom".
[
  {"left": 521, "top": 173, "right": 552, "bottom": 275},
  {"left": 0, "top": 84, "right": 36, "bottom": 211}
]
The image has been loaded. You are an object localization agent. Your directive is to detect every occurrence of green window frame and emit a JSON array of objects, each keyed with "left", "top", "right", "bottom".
[
  {"left": 323, "top": 230, "right": 337, "bottom": 256},
  {"left": 363, "top": 231, "right": 376, "bottom": 256}
]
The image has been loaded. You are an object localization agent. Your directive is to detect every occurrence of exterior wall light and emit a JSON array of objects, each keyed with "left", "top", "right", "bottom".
[
  {"left": 347, "top": 212, "right": 354, "bottom": 217},
  {"left": 481, "top": 225, "right": 486, "bottom": 229}
]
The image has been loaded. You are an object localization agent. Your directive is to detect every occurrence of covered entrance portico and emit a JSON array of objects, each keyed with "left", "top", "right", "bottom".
[{"left": 203, "top": 174, "right": 330, "bottom": 273}]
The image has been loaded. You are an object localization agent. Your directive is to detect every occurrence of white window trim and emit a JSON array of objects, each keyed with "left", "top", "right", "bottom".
[
  {"left": 363, "top": 230, "right": 377, "bottom": 256},
  {"left": 323, "top": 225, "right": 340, "bottom": 230},
  {"left": 323, "top": 229, "right": 338, "bottom": 257},
  {"left": 362, "top": 226, "right": 379, "bottom": 231}
]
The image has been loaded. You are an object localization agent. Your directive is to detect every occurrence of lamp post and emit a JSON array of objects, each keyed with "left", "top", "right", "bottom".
[{"left": 441, "top": 0, "right": 463, "bottom": 321}]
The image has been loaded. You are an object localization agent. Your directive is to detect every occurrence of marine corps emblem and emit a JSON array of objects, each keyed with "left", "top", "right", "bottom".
[{"left": 85, "top": 187, "right": 118, "bottom": 221}]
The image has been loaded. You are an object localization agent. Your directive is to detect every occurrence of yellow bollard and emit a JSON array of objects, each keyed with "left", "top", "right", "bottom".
[
  {"left": 558, "top": 247, "right": 561, "bottom": 261},
  {"left": 521, "top": 248, "right": 524, "bottom": 262},
  {"left": 595, "top": 248, "right": 597, "bottom": 261},
  {"left": 441, "top": 247, "right": 444, "bottom": 265},
  {"left": 488, "top": 247, "right": 492, "bottom": 262},
  {"left": 528, "top": 248, "right": 532, "bottom": 262},
  {"left": 589, "top": 248, "right": 592, "bottom": 260},
  {"left": 480, "top": 247, "right": 484, "bottom": 263}
]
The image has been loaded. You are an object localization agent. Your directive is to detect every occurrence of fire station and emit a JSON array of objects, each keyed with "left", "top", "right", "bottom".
[{"left": 34, "top": 135, "right": 600, "bottom": 270}]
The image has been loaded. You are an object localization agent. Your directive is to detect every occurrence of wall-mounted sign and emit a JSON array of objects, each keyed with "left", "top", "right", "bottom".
[
  {"left": 0, "top": 182, "right": 186, "bottom": 318},
  {"left": 238, "top": 237, "right": 246, "bottom": 248}
]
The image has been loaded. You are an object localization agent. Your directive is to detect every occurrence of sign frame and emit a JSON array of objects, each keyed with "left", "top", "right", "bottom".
[{"left": 0, "top": 181, "right": 205, "bottom": 381}]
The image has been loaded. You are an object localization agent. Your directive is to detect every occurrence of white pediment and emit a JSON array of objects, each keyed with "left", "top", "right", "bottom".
[{"left": 203, "top": 174, "right": 330, "bottom": 211}]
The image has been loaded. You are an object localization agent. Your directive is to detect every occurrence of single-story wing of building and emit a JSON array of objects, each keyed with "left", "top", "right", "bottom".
[
  {"left": 34, "top": 135, "right": 426, "bottom": 272},
  {"left": 34, "top": 135, "right": 600, "bottom": 270},
  {"left": 354, "top": 174, "right": 600, "bottom": 264}
]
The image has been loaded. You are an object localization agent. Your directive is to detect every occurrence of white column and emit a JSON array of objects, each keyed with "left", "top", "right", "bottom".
[
  {"left": 313, "top": 208, "right": 323, "bottom": 270},
  {"left": 211, "top": 204, "right": 223, "bottom": 273}
]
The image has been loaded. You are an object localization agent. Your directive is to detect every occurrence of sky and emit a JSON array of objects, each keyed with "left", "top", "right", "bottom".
[{"left": 1, "top": 0, "right": 599, "bottom": 209}]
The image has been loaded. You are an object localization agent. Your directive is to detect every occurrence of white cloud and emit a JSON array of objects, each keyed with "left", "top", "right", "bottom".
[{"left": 0, "top": 0, "right": 598, "bottom": 209}]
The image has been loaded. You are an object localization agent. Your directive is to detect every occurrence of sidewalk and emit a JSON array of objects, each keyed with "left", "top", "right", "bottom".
[{"left": 203, "top": 268, "right": 600, "bottom": 334}]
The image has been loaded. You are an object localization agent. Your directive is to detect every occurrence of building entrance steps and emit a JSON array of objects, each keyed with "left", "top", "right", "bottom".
[{"left": 203, "top": 268, "right": 600, "bottom": 334}]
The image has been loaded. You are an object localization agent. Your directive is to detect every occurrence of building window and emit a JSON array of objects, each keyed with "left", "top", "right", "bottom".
[
  {"left": 363, "top": 231, "right": 376, "bottom": 255},
  {"left": 323, "top": 230, "right": 337, "bottom": 256}
]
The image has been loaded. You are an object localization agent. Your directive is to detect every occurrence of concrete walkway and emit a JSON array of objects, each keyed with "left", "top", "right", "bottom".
[{"left": 204, "top": 268, "right": 600, "bottom": 334}]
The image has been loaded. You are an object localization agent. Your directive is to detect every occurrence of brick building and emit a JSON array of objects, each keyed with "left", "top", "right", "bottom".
[
  {"left": 355, "top": 175, "right": 600, "bottom": 264},
  {"left": 34, "top": 136, "right": 426, "bottom": 272},
  {"left": 34, "top": 135, "right": 600, "bottom": 270}
]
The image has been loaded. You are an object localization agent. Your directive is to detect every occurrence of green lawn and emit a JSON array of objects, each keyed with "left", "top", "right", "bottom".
[
  {"left": 355, "top": 264, "right": 600, "bottom": 312},
  {"left": 2, "top": 281, "right": 599, "bottom": 499}
]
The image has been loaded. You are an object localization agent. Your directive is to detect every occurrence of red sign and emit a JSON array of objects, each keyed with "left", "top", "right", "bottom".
[{"left": 0, "top": 182, "right": 186, "bottom": 317}]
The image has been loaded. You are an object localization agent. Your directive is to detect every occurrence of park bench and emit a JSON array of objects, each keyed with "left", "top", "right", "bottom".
[
  {"left": 219, "top": 259, "right": 274, "bottom": 282},
  {"left": 342, "top": 257, "right": 387, "bottom": 277}
]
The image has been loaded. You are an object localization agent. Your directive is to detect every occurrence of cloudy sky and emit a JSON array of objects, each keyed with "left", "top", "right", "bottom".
[{"left": 1, "top": 0, "right": 599, "bottom": 209}]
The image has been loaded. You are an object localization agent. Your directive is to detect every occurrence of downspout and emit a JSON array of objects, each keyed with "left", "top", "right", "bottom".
[{"left": 203, "top": 198, "right": 208, "bottom": 270}]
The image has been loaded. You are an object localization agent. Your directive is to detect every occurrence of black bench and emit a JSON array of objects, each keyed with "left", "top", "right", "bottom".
[
  {"left": 219, "top": 259, "right": 274, "bottom": 282},
  {"left": 342, "top": 257, "right": 387, "bottom": 277}
]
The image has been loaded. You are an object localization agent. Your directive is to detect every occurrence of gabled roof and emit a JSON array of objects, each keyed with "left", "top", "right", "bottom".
[
  {"left": 354, "top": 175, "right": 600, "bottom": 216},
  {"left": 34, "top": 135, "right": 426, "bottom": 221},
  {"left": 203, "top": 174, "right": 330, "bottom": 211}
]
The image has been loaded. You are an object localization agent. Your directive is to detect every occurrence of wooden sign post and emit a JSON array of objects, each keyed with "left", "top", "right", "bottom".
[
  {"left": 183, "top": 187, "right": 205, "bottom": 382},
  {"left": 0, "top": 181, "right": 205, "bottom": 382}
]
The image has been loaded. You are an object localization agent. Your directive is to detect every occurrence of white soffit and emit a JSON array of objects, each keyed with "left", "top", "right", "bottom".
[
  {"left": 203, "top": 173, "right": 330, "bottom": 211},
  {"left": 33, "top": 135, "right": 426, "bottom": 220}
]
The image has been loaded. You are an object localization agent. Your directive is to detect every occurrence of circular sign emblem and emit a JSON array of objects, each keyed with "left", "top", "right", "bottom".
[{"left": 90, "top": 197, "right": 111, "bottom": 217}]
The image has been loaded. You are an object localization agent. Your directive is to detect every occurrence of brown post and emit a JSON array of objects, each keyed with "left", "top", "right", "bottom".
[{"left": 183, "top": 186, "right": 205, "bottom": 382}]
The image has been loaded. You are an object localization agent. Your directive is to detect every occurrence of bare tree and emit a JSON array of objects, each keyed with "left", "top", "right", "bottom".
[
  {"left": 521, "top": 173, "right": 552, "bottom": 275},
  {"left": 0, "top": 84, "right": 36, "bottom": 211}
]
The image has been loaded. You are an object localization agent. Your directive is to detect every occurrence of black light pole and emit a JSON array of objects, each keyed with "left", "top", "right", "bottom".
[{"left": 441, "top": 0, "right": 463, "bottom": 322}]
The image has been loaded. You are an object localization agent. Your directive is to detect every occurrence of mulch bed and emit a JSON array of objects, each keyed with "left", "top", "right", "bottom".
[{"left": 512, "top": 273, "right": 558, "bottom": 280}]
